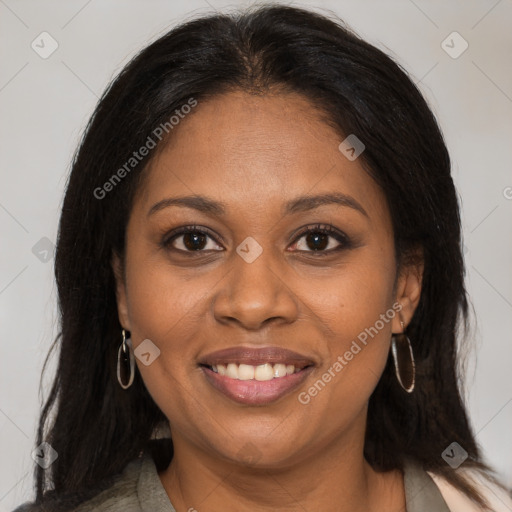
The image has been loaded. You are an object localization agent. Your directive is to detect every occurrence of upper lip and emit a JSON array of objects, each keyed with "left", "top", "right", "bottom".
[{"left": 198, "top": 346, "right": 315, "bottom": 369}]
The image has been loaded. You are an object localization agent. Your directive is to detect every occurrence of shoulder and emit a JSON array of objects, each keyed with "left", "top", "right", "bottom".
[
  {"left": 71, "top": 455, "right": 144, "bottom": 512},
  {"left": 11, "top": 455, "right": 145, "bottom": 512},
  {"left": 428, "top": 467, "right": 512, "bottom": 512}
]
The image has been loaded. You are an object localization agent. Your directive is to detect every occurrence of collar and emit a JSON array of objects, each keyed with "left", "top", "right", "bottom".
[{"left": 136, "top": 452, "right": 452, "bottom": 512}]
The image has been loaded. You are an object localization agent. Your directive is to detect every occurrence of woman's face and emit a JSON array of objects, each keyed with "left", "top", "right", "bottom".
[{"left": 114, "top": 90, "right": 421, "bottom": 468}]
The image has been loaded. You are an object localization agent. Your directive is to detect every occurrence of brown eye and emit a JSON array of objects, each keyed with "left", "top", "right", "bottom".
[
  {"left": 290, "top": 224, "right": 349, "bottom": 253},
  {"left": 163, "top": 226, "right": 224, "bottom": 253},
  {"left": 181, "top": 232, "right": 208, "bottom": 251},
  {"left": 301, "top": 232, "right": 330, "bottom": 251}
]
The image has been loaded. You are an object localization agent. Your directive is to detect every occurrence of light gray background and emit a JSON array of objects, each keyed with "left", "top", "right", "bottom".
[{"left": 1, "top": 0, "right": 511, "bottom": 510}]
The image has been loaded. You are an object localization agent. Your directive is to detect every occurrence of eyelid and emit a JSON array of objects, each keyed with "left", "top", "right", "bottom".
[{"left": 291, "top": 223, "right": 348, "bottom": 243}]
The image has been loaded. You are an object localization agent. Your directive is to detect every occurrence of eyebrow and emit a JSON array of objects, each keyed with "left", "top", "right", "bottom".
[{"left": 147, "top": 192, "right": 368, "bottom": 218}]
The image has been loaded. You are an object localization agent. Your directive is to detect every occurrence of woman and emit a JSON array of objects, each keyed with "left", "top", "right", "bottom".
[{"left": 13, "top": 4, "right": 511, "bottom": 512}]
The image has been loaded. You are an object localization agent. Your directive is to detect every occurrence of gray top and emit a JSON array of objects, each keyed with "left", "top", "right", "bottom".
[
  {"left": 14, "top": 453, "right": 451, "bottom": 511},
  {"left": 403, "top": 457, "right": 452, "bottom": 511}
]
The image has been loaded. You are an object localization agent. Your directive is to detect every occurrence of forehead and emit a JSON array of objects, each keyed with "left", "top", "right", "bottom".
[{"left": 133, "top": 90, "right": 389, "bottom": 225}]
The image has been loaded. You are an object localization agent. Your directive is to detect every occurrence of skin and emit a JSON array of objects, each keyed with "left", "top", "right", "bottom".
[{"left": 113, "top": 89, "right": 423, "bottom": 512}]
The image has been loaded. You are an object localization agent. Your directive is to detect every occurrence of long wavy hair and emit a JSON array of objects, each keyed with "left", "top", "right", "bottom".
[{"left": 18, "top": 4, "right": 504, "bottom": 510}]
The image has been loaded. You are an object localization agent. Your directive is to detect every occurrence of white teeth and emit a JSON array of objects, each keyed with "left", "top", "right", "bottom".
[
  {"left": 226, "top": 363, "right": 239, "bottom": 379},
  {"left": 238, "top": 364, "right": 255, "bottom": 380},
  {"left": 273, "top": 364, "right": 287, "bottom": 378},
  {"left": 254, "top": 363, "right": 274, "bottom": 381},
  {"left": 209, "top": 362, "right": 300, "bottom": 380}
]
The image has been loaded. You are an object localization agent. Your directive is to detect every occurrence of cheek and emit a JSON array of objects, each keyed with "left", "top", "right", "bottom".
[
  {"left": 301, "top": 253, "right": 396, "bottom": 397},
  {"left": 125, "top": 243, "right": 209, "bottom": 340},
  {"left": 307, "top": 250, "right": 396, "bottom": 336},
  {"left": 123, "top": 256, "right": 213, "bottom": 435},
  {"left": 122, "top": 249, "right": 212, "bottom": 394}
]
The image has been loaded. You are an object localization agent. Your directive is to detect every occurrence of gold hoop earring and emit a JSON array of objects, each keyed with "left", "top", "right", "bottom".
[
  {"left": 391, "top": 319, "right": 415, "bottom": 393},
  {"left": 117, "top": 329, "right": 135, "bottom": 389}
]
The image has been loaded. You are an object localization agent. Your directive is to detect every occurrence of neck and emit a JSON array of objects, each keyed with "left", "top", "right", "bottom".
[{"left": 158, "top": 414, "right": 405, "bottom": 512}]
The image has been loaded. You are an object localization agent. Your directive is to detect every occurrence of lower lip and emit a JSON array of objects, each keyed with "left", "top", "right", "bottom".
[{"left": 201, "top": 366, "right": 314, "bottom": 406}]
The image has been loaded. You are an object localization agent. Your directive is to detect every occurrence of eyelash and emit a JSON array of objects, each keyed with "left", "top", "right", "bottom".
[{"left": 161, "top": 223, "right": 351, "bottom": 256}]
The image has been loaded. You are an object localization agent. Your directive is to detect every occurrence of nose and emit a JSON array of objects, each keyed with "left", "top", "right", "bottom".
[{"left": 212, "top": 247, "right": 300, "bottom": 331}]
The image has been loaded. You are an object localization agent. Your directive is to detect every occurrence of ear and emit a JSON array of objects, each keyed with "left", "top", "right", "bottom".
[
  {"left": 391, "top": 247, "right": 424, "bottom": 333},
  {"left": 111, "top": 251, "right": 131, "bottom": 331}
]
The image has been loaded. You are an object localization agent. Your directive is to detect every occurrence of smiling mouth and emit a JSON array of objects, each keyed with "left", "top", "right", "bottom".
[{"left": 198, "top": 346, "right": 315, "bottom": 405}]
